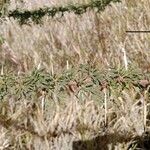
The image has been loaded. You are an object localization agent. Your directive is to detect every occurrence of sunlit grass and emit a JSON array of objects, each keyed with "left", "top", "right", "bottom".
[{"left": 0, "top": 0, "right": 150, "bottom": 149}]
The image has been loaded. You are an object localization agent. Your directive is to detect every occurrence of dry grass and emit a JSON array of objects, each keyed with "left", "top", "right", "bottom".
[
  {"left": 0, "top": 0, "right": 150, "bottom": 149},
  {"left": 0, "top": 90, "right": 149, "bottom": 149}
]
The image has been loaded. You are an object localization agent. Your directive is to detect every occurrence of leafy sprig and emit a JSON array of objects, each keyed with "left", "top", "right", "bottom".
[{"left": 0, "top": 0, "right": 121, "bottom": 24}]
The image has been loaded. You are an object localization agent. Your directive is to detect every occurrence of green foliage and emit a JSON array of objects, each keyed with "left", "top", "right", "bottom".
[
  {"left": 0, "top": 0, "right": 10, "bottom": 16},
  {"left": 0, "top": 64, "right": 148, "bottom": 102},
  {"left": 0, "top": 0, "right": 121, "bottom": 24}
]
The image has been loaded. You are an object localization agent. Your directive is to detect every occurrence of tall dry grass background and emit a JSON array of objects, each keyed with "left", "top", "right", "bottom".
[{"left": 0, "top": 0, "right": 150, "bottom": 149}]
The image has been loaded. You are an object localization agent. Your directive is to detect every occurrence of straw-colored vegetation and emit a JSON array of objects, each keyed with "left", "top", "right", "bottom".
[{"left": 0, "top": 0, "right": 150, "bottom": 149}]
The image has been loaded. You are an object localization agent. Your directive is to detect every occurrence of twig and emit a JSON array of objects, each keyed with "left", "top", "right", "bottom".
[{"left": 104, "top": 88, "right": 107, "bottom": 127}]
